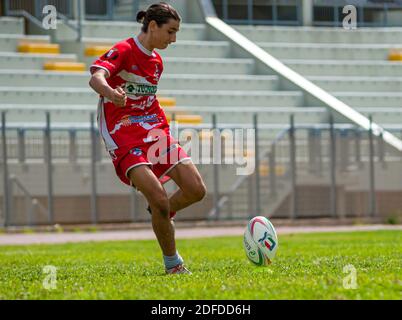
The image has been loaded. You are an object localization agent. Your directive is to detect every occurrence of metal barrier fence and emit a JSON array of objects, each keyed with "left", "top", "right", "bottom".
[
  {"left": 313, "top": 0, "right": 402, "bottom": 27},
  {"left": 3, "top": 0, "right": 141, "bottom": 20},
  {"left": 211, "top": 0, "right": 402, "bottom": 26},
  {"left": 2, "top": 0, "right": 141, "bottom": 41},
  {"left": 208, "top": 115, "right": 402, "bottom": 221},
  {"left": 2, "top": 111, "right": 402, "bottom": 227},
  {"left": 4, "top": 0, "right": 402, "bottom": 26},
  {"left": 4, "top": 0, "right": 74, "bottom": 19},
  {"left": 212, "top": 0, "right": 302, "bottom": 25}
]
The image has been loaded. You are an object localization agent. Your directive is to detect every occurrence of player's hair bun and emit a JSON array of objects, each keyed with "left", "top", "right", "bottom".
[
  {"left": 137, "top": 3, "right": 180, "bottom": 33},
  {"left": 136, "top": 10, "right": 146, "bottom": 23}
]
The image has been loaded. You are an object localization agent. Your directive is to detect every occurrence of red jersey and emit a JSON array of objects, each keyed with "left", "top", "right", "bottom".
[{"left": 90, "top": 36, "right": 169, "bottom": 151}]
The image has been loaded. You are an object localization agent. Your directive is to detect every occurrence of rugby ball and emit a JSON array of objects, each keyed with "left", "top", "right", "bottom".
[{"left": 243, "top": 216, "right": 278, "bottom": 266}]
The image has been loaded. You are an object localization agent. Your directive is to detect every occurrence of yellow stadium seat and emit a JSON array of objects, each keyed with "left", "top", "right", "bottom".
[
  {"left": 166, "top": 114, "right": 203, "bottom": 124},
  {"left": 388, "top": 50, "right": 402, "bottom": 61},
  {"left": 18, "top": 42, "right": 60, "bottom": 54},
  {"left": 259, "top": 164, "right": 285, "bottom": 177},
  {"left": 44, "top": 62, "right": 86, "bottom": 72},
  {"left": 198, "top": 130, "right": 232, "bottom": 140},
  {"left": 158, "top": 97, "right": 176, "bottom": 107},
  {"left": 84, "top": 46, "right": 111, "bottom": 57}
]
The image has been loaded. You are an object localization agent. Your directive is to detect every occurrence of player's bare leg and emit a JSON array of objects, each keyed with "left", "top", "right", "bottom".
[
  {"left": 128, "top": 165, "right": 176, "bottom": 256},
  {"left": 128, "top": 165, "right": 190, "bottom": 274},
  {"left": 167, "top": 161, "right": 207, "bottom": 213}
]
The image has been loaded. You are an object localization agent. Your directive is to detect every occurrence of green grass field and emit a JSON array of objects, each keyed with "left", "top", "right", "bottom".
[{"left": 0, "top": 230, "right": 401, "bottom": 299}]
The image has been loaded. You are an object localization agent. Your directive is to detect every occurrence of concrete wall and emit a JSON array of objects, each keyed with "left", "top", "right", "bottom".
[
  {"left": 5, "top": 193, "right": 213, "bottom": 226},
  {"left": 273, "top": 185, "right": 402, "bottom": 221},
  {"left": 2, "top": 161, "right": 402, "bottom": 225},
  {"left": 272, "top": 163, "right": 402, "bottom": 220},
  {"left": 0, "top": 162, "right": 245, "bottom": 196}
]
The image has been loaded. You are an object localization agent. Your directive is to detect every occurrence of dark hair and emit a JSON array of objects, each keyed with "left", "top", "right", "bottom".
[{"left": 136, "top": 2, "right": 181, "bottom": 33}]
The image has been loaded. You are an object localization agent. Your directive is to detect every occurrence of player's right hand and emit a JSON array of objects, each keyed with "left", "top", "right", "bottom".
[{"left": 111, "top": 86, "right": 127, "bottom": 107}]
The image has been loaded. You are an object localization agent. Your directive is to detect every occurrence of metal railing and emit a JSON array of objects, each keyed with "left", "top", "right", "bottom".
[
  {"left": 313, "top": 0, "right": 402, "bottom": 27},
  {"left": 4, "top": 0, "right": 402, "bottom": 26},
  {"left": 212, "top": 0, "right": 302, "bottom": 26},
  {"left": 3, "top": 0, "right": 141, "bottom": 21},
  {"left": 210, "top": 0, "right": 402, "bottom": 26},
  {"left": 2, "top": 110, "right": 402, "bottom": 226},
  {"left": 5, "top": 174, "right": 48, "bottom": 227},
  {"left": 208, "top": 115, "right": 402, "bottom": 221},
  {"left": 3, "top": 0, "right": 83, "bottom": 41},
  {"left": 84, "top": 0, "right": 140, "bottom": 21},
  {"left": 3, "top": 0, "right": 74, "bottom": 19}
]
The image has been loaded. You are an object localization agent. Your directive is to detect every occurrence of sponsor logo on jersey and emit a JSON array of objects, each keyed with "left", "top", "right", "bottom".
[
  {"left": 109, "top": 114, "right": 159, "bottom": 135},
  {"left": 102, "top": 48, "right": 119, "bottom": 61},
  {"left": 124, "top": 82, "right": 157, "bottom": 96},
  {"left": 130, "top": 148, "right": 143, "bottom": 156}
]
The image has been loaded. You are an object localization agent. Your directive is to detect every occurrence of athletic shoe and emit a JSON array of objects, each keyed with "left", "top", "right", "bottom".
[{"left": 165, "top": 264, "right": 192, "bottom": 275}]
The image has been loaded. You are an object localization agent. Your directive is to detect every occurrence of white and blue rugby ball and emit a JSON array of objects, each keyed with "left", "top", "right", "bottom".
[{"left": 243, "top": 216, "right": 278, "bottom": 266}]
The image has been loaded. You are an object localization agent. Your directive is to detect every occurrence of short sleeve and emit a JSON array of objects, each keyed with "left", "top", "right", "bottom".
[{"left": 89, "top": 41, "right": 130, "bottom": 78}]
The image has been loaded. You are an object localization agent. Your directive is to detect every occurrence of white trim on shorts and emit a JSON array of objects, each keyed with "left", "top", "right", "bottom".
[
  {"left": 125, "top": 162, "right": 153, "bottom": 181},
  {"left": 158, "top": 157, "right": 193, "bottom": 181},
  {"left": 97, "top": 97, "right": 118, "bottom": 151}
]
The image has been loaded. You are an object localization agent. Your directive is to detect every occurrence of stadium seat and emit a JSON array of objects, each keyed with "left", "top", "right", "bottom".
[
  {"left": 157, "top": 97, "right": 176, "bottom": 107},
  {"left": 388, "top": 49, "right": 402, "bottom": 61},
  {"left": 165, "top": 114, "right": 202, "bottom": 124},
  {"left": 259, "top": 164, "right": 285, "bottom": 177},
  {"left": 43, "top": 61, "right": 86, "bottom": 72},
  {"left": 84, "top": 45, "right": 110, "bottom": 57},
  {"left": 18, "top": 42, "right": 60, "bottom": 54}
]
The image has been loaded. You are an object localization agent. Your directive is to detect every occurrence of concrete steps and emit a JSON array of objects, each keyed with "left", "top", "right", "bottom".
[
  {"left": 235, "top": 25, "right": 402, "bottom": 44},
  {"left": 283, "top": 59, "right": 402, "bottom": 77},
  {"left": 81, "top": 40, "right": 231, "bottom": 59},
  {"left": 163, "top": 57, "right": 254, "bottom": 75},
  {"left": 306, "top": 76, "right": 402, "bottom": 92},
  {"left": 0, "top": 70, "right": 279, "bottom": 91},
  {"left": 156, "top": 89, "right": 303, "bottom": 107},
  {"left": 160, "top": 74, "right": 279, "bottom": 91},
  {"left": 0, "top": 52, "right": 78, "bottom": 70},
  {"left": 86, "top": 57, "right": 257, "bottom": 75},
  {"left": 0, "top": 105, "right": 323, "bottom": 123},
  {"left": 86, "top": 56, "right": 257, "bottom": 75},
  {"left": 0, "top": 17, "right": 24, "bottom": 35},
  {"left": 330, "top": 92, "right": 402, "bottom": 108},
  {"left": 258, "top": 42, "right": 397, "bottom": 61},
  {"left": 0, "top": 34, "right": 51, "bottom": 52},
  {"left": 0, "top": 86, "right": 303, "bottom": 107},
  {"left": 38, "top": 21, "right": 207, "bottom": 41},
  {"left": 3, "top": 104, "right": 402, "bottom": 124}
]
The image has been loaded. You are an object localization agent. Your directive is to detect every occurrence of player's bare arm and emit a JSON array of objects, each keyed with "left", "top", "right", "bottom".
[{"left": 89, "top": 69, "right": 127, "bottom": 107}]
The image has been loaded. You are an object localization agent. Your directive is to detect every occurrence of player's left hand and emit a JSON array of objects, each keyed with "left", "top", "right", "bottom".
[{"left": 111, "top": 86, "right": 127, "bottom": 107}]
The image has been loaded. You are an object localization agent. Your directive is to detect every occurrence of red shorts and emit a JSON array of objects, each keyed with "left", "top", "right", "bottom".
[{"left": 109, "top": 135, "right": 191, "bottom": 187}]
